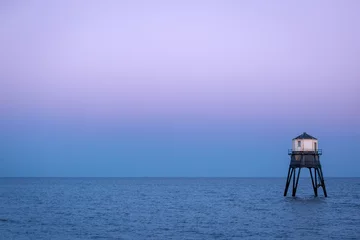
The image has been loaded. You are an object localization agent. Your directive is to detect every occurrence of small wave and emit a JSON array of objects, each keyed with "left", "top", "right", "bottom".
[{"left": 0, "top": 218, "right": 20, "bottom": 224}]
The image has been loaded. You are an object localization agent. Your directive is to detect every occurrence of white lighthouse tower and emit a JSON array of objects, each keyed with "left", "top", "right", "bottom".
[{"left": 284, "top": 132, "right": 327, "bottom": 197}]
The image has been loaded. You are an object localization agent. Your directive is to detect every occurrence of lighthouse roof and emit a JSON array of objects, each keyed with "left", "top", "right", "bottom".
[{"left": 293, "top": 132, "right": 317, "bottom": 140}]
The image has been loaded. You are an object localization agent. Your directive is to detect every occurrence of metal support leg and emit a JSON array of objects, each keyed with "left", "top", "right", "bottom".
[
  {"left": 292, "top": 167, "right": 295, "bottom": 195},
  {"left": 318, "top": 167, "right": 328, "bottom": 197},
  {"left": 309, "top": 168, "right": 317, "bottom": 197},
  {"left": 292, "top": 168, "right": 301, "bottom": 197},
  {"left": 314, "top": 167, "right": 318, "bottom": 196},
  {"left": 284, "top": 167, "right": 293, "bottom": 196}
]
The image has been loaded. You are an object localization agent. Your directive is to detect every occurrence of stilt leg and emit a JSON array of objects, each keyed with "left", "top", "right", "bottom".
[
  {"left": 292, "top": 167, "right": 295, "bottom": 196},
  {"left": 314, "top": 168, "right": 318, "bottom": 196},
  {"left": 309, "top": 168, "right": 317, "bottom": 197},
  {"left": 284, "top": 167, "right": 293, "bottom": 196},
  {"left": 292, "top": 168, "right": 301, "bottom": 197},
  {"left": 318, "top": 167, "right": 328, "bottom": 197}
]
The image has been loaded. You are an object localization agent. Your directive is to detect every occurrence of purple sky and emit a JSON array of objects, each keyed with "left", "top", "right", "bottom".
[
  {"left": 1, "top": 1, "right": 360, "bottom": 176},
  {"left": 1, "top": 0, "right": 359, "bottom": 123}
]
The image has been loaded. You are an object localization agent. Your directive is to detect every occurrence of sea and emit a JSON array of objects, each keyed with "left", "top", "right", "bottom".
[{"left": 0, "top": 178, "right": 359, "bottom": 240}]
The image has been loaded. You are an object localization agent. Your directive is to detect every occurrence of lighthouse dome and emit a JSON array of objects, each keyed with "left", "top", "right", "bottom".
[{"left": 292, "top": 132, "right": 318, "bottom": 151}]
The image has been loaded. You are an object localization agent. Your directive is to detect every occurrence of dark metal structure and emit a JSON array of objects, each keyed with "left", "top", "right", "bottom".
[{"left": 284, "top": 133, "right": 327, "bottom": 197}]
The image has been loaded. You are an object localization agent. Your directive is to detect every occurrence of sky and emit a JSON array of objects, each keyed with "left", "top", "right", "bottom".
[{"left": 1, "top": 0, "right": 359, "bottom": 177}]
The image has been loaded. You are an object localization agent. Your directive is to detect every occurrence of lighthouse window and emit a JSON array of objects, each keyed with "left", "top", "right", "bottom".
[{"left": 297, "top": 141, "right": 301, "bottom": 147}]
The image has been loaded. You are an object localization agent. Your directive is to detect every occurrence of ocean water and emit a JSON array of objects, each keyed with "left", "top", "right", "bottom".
[{"left": 0, "top": 178, "right": 359, "bottom": 240}]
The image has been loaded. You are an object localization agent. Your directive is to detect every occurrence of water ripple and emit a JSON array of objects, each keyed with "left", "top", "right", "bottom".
[{"left": 0, "top": 178, "right": 360, "bottom": 239}]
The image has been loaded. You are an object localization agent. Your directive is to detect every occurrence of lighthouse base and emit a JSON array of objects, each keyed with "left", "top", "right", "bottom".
[{"left": 283, "top": 166, "right": 327, "bottom": 197}]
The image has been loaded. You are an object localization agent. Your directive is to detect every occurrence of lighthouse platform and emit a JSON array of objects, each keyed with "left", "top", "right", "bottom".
[{"left": 288, "top": 149, "right": 322, "bottom": 168}]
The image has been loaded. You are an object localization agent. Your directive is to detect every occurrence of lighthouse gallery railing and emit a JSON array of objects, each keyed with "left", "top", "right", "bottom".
[{"left": 288, "top": 149, "right": 322, "bottom": 155}]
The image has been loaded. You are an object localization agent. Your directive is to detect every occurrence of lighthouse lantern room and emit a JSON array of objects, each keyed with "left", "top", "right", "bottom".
[{"left": 292, "top": 132, "right": 318, "bottom": 152}]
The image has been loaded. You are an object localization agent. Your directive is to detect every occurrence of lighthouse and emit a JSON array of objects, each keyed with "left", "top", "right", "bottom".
[{"left": 284, "top": 132, "right": 327, "bottom": 197}]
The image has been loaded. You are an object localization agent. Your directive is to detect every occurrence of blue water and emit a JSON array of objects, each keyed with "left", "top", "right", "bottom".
[{"left": 1, "top": 178, "right": 359, "bottom": 239}]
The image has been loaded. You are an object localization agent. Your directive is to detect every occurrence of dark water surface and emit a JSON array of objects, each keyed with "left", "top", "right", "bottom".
[{"left": 1, "top": 178, "right": 359, "bottom": 239}]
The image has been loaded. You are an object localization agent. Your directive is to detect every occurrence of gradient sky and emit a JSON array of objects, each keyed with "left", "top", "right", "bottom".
[{"left": 1, "top": 0, "right": 360, "bottom": 177}]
